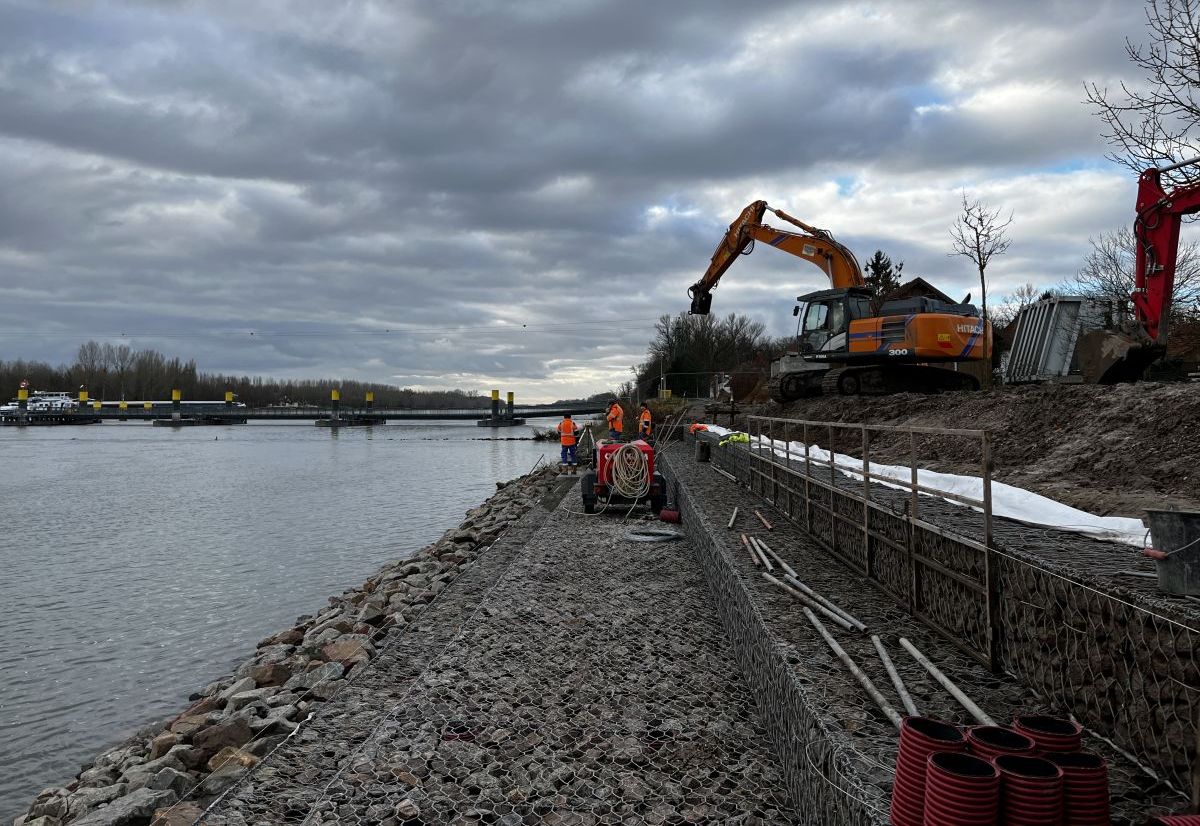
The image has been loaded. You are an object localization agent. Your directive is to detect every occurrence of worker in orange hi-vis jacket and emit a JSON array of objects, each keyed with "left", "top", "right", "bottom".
[
  {"left": 556, "top": 414, "right": 580, "bottom": 473},
  {"left": 637, "top": 403, "right": 653, "bottom": 443},
  {"left": 605, "top": 399, "right": 624, "bottom": 441}
]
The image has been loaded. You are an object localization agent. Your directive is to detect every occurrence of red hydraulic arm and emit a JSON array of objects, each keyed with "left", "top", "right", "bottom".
[
  {"left": 1134, "top": 158, "right": 1200, "bottom": 345},
  {"left": 688, "top": 201, "right": 864, "bottom": 314}
]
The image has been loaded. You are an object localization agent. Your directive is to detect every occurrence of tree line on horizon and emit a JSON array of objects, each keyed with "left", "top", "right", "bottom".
[{"left": 0, "top": 342, "right": 502, "bottom": 408}]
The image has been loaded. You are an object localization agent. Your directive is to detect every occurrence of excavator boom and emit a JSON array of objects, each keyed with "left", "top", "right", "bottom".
[
  {"left": 1134, "top": 158, "right": 1200, "bottom": 345},
  {"left": 689, "top": 201, "right": 864, "bottom": 314}
]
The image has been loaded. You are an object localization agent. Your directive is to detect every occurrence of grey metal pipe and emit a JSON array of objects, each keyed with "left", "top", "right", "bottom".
[
  {"left": 740, "top": 534, "right": 762, "bottom": 567},
  {"left": 762, "top": 573, "right": 855, "bottom": 633},
  {"left": 756, "top": 539, "right": 797, "bottom": 579},
  {"left": 727, "top": 507, "right": 739, "bottom": 529},
  {"left": 898, "top": 637, "right": 995, "bottom": 726},
  {"left": 871, "top": 635, "right": 919, "bottom": 717},
  {"left": 749, "top": 536, "right": 775, "bottom": 572},
  {"left": 1157, "top": 155, "right": 1200, "bottom": 173},
  {"left": 783, "top": 573, "right": 866, "bottom": 632},
  {"left": 805, "top": 608, "right": 902, "bottom": 729}
]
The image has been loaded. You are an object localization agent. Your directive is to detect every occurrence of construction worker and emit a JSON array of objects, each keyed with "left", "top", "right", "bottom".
[
  {"left": 556, "top": 413, "right": 579, "bottom": 473},
  {"left": 605, "top": 399, "right": 624, "bottom": 441},
  {"left": 637, "top": 402, "right": 653, "bottom": 443}
]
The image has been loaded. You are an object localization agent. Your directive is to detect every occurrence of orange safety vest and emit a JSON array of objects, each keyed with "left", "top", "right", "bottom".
[
  {"left": 557, "top": 418, "right": 578, "bottom": 445},
  {"left": 638, "top": 408, "right": 652, "bottom": 436},
  {"left": 606, "top": 403, "right": 623, "bottom": 431}
]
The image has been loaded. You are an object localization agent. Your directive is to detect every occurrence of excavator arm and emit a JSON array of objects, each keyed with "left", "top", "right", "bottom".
[
  {"left": 1134, "top": 158, "right": 1200, "bottom": 345},
  {"left": 688, "top": 201, "right": 865, "bottom": 314}
]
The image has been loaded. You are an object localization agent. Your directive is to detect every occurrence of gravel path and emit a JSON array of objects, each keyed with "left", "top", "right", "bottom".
[{"left": 203, "top": 482, "right": 795, "bottom": 825}]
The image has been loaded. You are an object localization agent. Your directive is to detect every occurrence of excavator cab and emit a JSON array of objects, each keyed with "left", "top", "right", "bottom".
[{"left": 793, "top": 288, "right": 874, "bottom": 355}]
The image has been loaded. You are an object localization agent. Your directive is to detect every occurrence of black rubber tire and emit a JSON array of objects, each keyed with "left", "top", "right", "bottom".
[{"left": 583, "top": 496, "right": 597, "bottom": 515}]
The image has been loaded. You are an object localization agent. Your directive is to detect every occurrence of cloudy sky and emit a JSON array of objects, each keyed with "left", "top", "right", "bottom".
[{"left": 0, "top": 0, "right": 1158, "bottom": 401}]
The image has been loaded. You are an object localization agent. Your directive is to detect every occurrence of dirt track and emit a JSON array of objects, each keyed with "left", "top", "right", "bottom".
[{"left": 734, "top": 382, "right": 1200, "bottom": 517}]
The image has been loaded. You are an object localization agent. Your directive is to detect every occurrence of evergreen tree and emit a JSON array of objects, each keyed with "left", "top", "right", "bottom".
[{"left": 863, "top": 249, "right": 903, "bottom": 308}]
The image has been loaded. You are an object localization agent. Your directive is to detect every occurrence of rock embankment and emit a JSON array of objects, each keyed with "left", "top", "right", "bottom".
[{"left": 15, "top": 466, "right": 562, "bottom": 826}]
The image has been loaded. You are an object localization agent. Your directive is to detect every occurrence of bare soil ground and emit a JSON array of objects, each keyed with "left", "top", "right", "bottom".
[{"left": 712, "top": 382, "right": 1200, "bottom": 517}]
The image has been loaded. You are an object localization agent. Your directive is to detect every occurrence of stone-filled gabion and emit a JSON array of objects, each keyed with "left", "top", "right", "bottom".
[
  {"left": 691, "top": 429, "right": 1197, "bottom": 819},
  {"left": 201, "top": 480, "right": 797, "bottom": 824}
]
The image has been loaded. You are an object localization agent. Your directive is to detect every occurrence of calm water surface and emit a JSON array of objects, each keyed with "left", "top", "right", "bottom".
[{"left": 0, "top": 420, "right": 556, "bottom": 818}]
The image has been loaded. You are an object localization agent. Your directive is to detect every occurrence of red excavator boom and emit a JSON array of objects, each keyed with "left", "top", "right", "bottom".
[{"left": 1134, "top": 158, "right": 1200, "bottom": 345}]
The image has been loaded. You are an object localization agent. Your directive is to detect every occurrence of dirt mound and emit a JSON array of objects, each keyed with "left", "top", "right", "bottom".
[{"left": 758, "top": 383, "right": 1200, "bottom": 517}]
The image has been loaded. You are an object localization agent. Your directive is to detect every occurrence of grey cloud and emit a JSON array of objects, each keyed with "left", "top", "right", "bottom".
[{"left": 0, "top": 0, "right": 1158, "bottom": 398}]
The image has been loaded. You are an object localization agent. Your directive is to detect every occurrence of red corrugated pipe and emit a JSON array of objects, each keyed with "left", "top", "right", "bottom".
[
  {"left": 1012, "top": 714, "right": 1084, "bottom": 754},
  {"left": 923, "top": 751, "right": 1001, "bottom": 826},
  {"left": 965, "top": 725, "right": 1036, "bottom": 762},
  {"left": 1146, "top": 816, "right": 1200, "bottom": 824},
  {"left": 1045, "top": 751, "right": 1110, "bottom": 825},
  {"left": 890, "top": 717, "right": 968, "bottom": 826},
  {"left": 994, "top": 754, "right": 1065, "bottom": 825}
]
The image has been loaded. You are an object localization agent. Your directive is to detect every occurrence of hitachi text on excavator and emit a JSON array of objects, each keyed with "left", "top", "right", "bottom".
[{"left": 688, "top": 201, "right": 991, "bottom": 401}]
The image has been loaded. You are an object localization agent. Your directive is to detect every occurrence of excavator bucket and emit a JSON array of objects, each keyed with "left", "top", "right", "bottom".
[{"left": 1073, "top": 329, "right": 1163, "bottom": 384}]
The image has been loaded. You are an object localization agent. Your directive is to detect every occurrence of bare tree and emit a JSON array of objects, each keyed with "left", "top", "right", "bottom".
[
  {"left": 1070, "top": 225, "right": 1200, "bottom": 314},
  {"left": 111, "top": 344, "right": 135, "bottom": 399},
  {"left": 949, "top": 193, "right": 1014, "bottom": 323},
  {"left": 990, "top": 282, "right": 1042, "bottom": 328},
  {"left": 1086, "top": 0, "right": 1200, "bottom": 186}
]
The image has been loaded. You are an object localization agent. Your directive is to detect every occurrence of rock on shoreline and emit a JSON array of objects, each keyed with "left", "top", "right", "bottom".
[{"left": 16, "top": 466, "right": 562, "bottom": 826}]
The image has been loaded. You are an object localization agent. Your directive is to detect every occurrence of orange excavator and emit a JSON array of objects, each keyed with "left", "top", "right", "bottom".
[{"left": 688, "top": 201, "right": 992, "bottom": 400}]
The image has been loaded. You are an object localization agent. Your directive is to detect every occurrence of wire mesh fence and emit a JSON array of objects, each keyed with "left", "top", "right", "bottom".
[{"left": 709, "top": 417, "right": 1200, "bottom": 798}]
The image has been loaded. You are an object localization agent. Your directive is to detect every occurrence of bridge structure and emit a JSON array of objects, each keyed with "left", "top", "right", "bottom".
[{"left": 0, "top": 387, "right": 602, "bottom": 427}]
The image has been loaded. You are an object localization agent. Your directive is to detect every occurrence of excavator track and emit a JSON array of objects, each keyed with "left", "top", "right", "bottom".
[
  {"left": 769, "top": 371, "right": 823, "bottom": 403},
  {"left": 822, "top": 364, "right": 979, "bottom": 396}
]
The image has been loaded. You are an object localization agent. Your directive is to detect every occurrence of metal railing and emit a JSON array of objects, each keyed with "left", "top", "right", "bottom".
[
  {"left": 707, "top": 416, "right": 1200, "bottom": 795},
  {"left": 744, "top": 415, "right": 1000, "bottom": 671}
]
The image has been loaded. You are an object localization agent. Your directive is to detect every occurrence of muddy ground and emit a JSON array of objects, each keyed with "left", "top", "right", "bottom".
[{"left": 707, "top": 382, "right": 1200, "bottom": 517}]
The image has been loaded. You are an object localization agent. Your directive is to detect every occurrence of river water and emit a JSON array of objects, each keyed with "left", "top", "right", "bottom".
[{"left": 0, "top": 419, "right": 558, "bottom": 819}]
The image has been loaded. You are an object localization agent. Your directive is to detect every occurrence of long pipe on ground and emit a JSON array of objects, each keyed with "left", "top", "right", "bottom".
[
  {"left": 804, "top": 608, "right": 902, "bottom": 729},
  {"left": 727, "top": 507, "right": 739, "bottom": 529},
  {"left": 762, "top": 573, "right": 856, "bottom": 633},
  {"left": 898, "top": 637, "right": 995, "bottom": 726},
  {"left": 749, "top": 536, "right": 775, "bottom": 572},
  {"left": 740, "top": 533, "right": 761, "bottom": 567},
  {"left": 713, "top": 467, "right": 738, "bottom": 483},
  {"left": 871, "top": 635, "right": 919, "bottom": 717},
  {"left": 755, "top": 539, "right": 798, "bottom": 579},
  {"left": 783, "top": 574, "right": 867, "bottom": 632}
]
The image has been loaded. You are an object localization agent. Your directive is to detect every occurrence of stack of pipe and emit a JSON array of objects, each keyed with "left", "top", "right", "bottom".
[
  {"left": 965, "top": 726, "right": 1036, "bottom": 762},
  {"left": 923, "top": 752, "right": 1001, "bottom": 825},
  {"left": 1012, "top": 715, "right": 1084, "bottom": 753},
  {"left": 1045, "top": 752, "right": 1110, "bottom": 825},
  {"left": 994, "top": 754, "right": 1065, "bottom": 825},
  {"left": 889, "top": 717, "right": 967, "bottom": 826}
]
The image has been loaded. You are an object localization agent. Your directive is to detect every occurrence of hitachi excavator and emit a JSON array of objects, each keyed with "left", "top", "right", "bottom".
[{"left": 688, "top": 201, "right": 991, "bottom": 401}]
